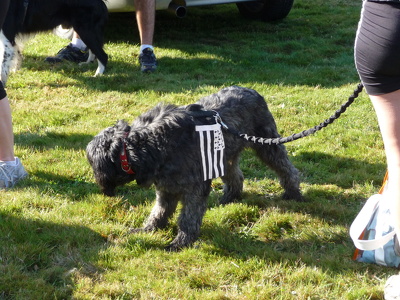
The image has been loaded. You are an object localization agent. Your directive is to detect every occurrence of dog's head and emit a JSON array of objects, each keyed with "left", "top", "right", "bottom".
[{"left": 86, "top": 120, "right": 135, "bottom": 196}]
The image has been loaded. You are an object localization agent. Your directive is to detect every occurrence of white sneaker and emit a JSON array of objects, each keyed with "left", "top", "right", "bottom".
[
  {"left": 385, "top": 275, "right": 400, "bottom": 300},
  {"left": 0, "top": 157, "right": 28, "bottom": 189}
]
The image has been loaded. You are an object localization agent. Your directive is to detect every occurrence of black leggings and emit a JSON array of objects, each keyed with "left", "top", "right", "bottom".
[
  {"left": 0, "top": 82, "right": 5, "bottom": 100},
  {"left": 0, "top": 0, "right": 10, "bottom": 99},
  {"left": 355, "top": 1, "right": 400, "bottom": 95}
]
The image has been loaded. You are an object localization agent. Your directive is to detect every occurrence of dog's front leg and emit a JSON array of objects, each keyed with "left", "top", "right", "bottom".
[
  {"left": 136, "top": 190, "right": 180, "bottom": 232},
  {"left": 166, "top": 187, "right": 210, "bottom": 251}
]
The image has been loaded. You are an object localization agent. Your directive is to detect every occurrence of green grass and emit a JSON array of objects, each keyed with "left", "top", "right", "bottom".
[{"left": 0, "top": 1, "right": 394, "bottom": 299}]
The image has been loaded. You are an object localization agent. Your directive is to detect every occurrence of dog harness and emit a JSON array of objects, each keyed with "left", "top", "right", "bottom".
[{"left": 120, "top": 132, "right": 134, "bottom": 175}]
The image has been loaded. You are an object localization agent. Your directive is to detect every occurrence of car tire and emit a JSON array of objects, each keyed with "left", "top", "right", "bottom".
[{"left": 236, "top": 0, "right": 294, "bottom": 21}]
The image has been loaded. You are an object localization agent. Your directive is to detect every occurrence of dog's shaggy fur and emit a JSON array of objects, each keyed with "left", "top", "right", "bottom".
[
  {"left": 87, "top": 86, "right": 303, "bottom": 251},
  {"left": 0, "top": 0, "right": 108, "bottom": 84}
]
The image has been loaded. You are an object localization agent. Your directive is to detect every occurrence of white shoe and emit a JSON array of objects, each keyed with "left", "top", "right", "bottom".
[
  {"left": 385, "top": 275, "right": 400, "bottom": 300},
  {"left": 0, "top": 157, "right": 28, "bottom": 189}
]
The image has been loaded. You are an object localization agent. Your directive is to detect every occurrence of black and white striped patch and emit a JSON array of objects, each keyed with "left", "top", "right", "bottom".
[{"left": 196, "top": 123, "right": 225, "bottom": 181}]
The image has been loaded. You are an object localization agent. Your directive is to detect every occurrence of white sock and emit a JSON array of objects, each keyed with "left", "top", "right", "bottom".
[
  {"left": 71, "top": 37, "right": 87, "bottom": 50},
  {"left": 140, "top": 44, "right": 154, "bottom": 54}
]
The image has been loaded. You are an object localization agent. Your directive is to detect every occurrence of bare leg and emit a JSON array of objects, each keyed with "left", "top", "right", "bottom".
[
  {"left": 0, "top": 0, "right": 12, "bottom": 159},
  {"left": 134, "top": 0, "right": 155, "bottom": 46},
  {"left": 370, "top": 89, "right": 400, "bottom": 239},
  {"left": 134, "top": 0, "right": 157, "bottom": 72},
  {"left": 0, "top": 94, "right": 27, "bottom": 189},
  {"left": 0, "top": 0, "right": 27, "bottom": 188},
  {"left": 0, "top": 96, "right": 14, "bottom": 161}
]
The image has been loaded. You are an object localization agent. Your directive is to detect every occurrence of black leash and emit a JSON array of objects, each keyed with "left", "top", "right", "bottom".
[
  {"left": 190, "top": 83, "right": 364, "bottom": 146},
  {"left": 236, "top": 83, "right": 365, "bottom": 145}
]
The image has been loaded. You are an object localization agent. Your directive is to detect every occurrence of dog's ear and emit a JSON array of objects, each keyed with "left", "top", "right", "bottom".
[
  {"left": 86, "top": 122, "right": 127, "bottom": 196},
  {"left": 114, "top": 120, "right": 131, "bottom": 134},
  {"left": 86, "top": 131, "right": 117, "bottom": 195},
  {"left": 108, "top": 120, "right": 130, "bottom": 162}
]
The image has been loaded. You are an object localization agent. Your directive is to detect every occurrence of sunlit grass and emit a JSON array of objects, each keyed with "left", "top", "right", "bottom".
[{"left": 0, "top": 1, "right": 394, "bottom": 299}]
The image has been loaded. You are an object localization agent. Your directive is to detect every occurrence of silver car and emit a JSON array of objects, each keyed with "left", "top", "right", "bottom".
[
  {"left": 55, "top": 0, "right": 293, "bottom": 39},
  {"left": 106, "top": 0, "right": 294, "bottom": 21}
]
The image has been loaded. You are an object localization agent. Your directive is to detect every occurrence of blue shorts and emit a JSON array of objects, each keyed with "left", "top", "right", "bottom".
[{"left": 355, "top": 1, "right": 400, "bottom": 95}]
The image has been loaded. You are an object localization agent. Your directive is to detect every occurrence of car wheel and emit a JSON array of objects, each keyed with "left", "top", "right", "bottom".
[
  {"left": 236, "top": 0, "right": 294, "bottom": 21},
  {"left": 53, "top": 25, "right": 74, "bottom": 40}
]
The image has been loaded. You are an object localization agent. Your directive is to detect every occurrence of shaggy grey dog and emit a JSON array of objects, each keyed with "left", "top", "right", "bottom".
[{"left": 86, "top": 86, "right": 303, "bottom": 251}]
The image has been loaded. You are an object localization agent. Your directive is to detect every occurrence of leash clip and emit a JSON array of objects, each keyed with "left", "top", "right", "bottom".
[{"left": 212, "top": 111, "right": 228, "bottom": 130}]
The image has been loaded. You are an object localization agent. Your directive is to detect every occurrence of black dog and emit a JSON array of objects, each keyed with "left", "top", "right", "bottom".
[
  {"left": 0, "top": 0, "right": 108, "bottom": 84},
  {"left": 86, "top": 86, "right": 303, "bottom": 251}
]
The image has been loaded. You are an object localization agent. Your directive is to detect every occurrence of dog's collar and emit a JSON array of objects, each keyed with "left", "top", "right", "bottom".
[{"left": 120, "top": 132, "right": 135, "bottom": 175}]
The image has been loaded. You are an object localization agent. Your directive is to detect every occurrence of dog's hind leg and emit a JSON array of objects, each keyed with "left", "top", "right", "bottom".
[
  {"left": 166, "top": 184, "right": 211, "bottom": 251},
  {"left": 219, "top": 155, "right": 244, "bottom": 204},
  {"left": 140, "top": 190, "right": 180, "bottom": 231},
  {"left": 0, "top": 31, "right": 14, "bottom": 85},
  {"left": 253, "top": 143, "right": 304, "bottom": 201},
  {"left": 74, "top": 22, "right": 108, "bottom": 76},
  {"left": 10, "top": 43, "right": 22, "bottom": 74},
  {"left": 80, "top": 50, "right": 105, "bottom": 77},
  {"left": 10, "top": 35, "right": 27, "bottom": 74},
  {"left": 94, "top": 58, "right": 105, "bottom": 77}
]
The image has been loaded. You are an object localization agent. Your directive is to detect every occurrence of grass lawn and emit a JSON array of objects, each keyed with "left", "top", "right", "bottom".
[{"left": 0, "top": 0, "right": 396, "bottom": 299}]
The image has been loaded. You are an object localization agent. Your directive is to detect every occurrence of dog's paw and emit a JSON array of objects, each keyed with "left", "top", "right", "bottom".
[
  {"left": 166, "top": 233, "right": 196, "bottom": 251},
  {"left": 282, "top": 190, "right": 305, "bottom": 202}
]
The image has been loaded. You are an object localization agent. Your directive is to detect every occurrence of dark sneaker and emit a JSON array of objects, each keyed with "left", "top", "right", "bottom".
[
  {"left": 45, "top": 44, "right": 89, "bottom": 63},
  {"left": 139, "top": 48, "right": 157, "bottom": 73}
]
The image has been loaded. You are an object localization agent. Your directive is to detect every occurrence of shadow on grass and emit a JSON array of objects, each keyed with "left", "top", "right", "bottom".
[
  {"left": 239, "top": 149, "right": 385, "bottom": 189},
  {"left": 24, "top": 170, "right": 99, "bottom": 199},
  {"left": 198, "top": 223, "right": 384, "bottom": 275},
  {"left": 293, "top": 151, "right": 386, "bottom": 187},
  {"left": 15, "top": 132, "right": 94, "bottom": 151},
  {"left": 0, "top": 212, "right": 107, "bottom": 299}
]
